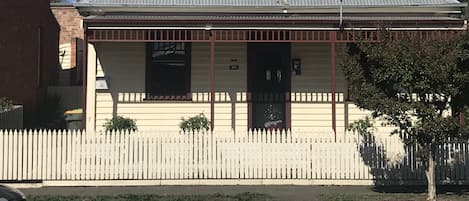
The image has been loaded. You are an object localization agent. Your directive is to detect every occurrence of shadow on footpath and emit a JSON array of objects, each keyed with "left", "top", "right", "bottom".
[
  {"left": 372, "top": 185, "right": 469, "bottom": 195},
  {"left": 357, "top": 132, "right": 469, "bottom": 195}
]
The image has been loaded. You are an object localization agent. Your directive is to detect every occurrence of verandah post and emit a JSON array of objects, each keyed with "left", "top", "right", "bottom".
[
  {"left": 85, "top": 33, "right": 97, "bottom": 132},
  {"left": 210, "top": 31, "right": 215, "bottom": 131},
  {"left": 330, "top": 31, "right": 337, "bottom": 141},
  {"left": 82, "top": 23, "right": 88, "bottom": 130}
]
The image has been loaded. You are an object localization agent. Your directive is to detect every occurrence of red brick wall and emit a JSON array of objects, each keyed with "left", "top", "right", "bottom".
[
  {"left": 0, "top": 0, "right": 60, "bottom": 125},
  {"left": 52, "top": 6, "right": 84, "bottom": 45},
  {"left": 51, "top": 5, "right": 84, "bottom": 83}
]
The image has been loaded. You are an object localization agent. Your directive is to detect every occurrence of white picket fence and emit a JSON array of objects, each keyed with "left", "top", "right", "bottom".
[{"left": 0, "top": 129, "right": 468, "bottom": 186}]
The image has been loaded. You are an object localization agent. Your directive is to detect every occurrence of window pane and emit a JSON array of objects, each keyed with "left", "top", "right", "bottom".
[{"left": 147, "top": 42, "right": 190, "bottom": 97}]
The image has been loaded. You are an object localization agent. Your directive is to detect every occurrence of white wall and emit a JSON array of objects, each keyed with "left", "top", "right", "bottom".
[
  {"left": 93, "top": 42, "right": 376, "bottom": 132},
  {"left": 95, "top": 42, "right": 247, "bottom": 131}
]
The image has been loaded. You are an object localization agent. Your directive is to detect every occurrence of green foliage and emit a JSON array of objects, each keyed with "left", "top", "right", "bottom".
[
  {"left": 341, "top": 30, "right": 469, "bottom": 146},
  {"left": 104, "top": 116, "right": 137, "bottom": 132},
  {"left": 340, "top": 30, "right": 469, "bottom": 200},
  {"left": 465, "top": 107, "right": 469, "bottom": 124},
  {"left": 179, "top": 113, "right": 210, "bottom": 132},
  {"left": 0, "top": 97, "right": 13, "bottom": 112},
  {"left": 348, "top": 116, "right": 375, "bottom": 136}
]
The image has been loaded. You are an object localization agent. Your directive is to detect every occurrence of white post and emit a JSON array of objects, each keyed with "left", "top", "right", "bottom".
[{"left": 86, "top": 44, "right": 97, "bottom": 132}]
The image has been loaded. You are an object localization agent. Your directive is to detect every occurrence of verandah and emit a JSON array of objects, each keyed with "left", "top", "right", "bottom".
[{"left": 83, "top": 26, "right": 458, "bottom": 136}]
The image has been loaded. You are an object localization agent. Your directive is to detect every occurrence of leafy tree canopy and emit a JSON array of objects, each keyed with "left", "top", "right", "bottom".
[
  {"left": 341, "top": 31, "right": 469, "bottom": 145},
  {"left": 341, "top": 30, "right": 469, "bottom": 201}
]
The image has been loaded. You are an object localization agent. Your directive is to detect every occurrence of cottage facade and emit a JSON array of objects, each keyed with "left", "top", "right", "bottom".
[{"left": 75, "top": 0, "right": 466, "bottom": 133}]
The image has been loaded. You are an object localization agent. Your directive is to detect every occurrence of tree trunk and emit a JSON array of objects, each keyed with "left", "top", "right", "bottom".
[{"left": 426, "top": 151, "right": 437, "bottom": 201}]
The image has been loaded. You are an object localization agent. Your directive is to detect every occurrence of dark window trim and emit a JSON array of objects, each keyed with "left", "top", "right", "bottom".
[
  {"left": 145, "top": 42, "right": 192, "bottom": 101},
  {"left": 37, "top": 26, "right": 43, "bottom": 88}
]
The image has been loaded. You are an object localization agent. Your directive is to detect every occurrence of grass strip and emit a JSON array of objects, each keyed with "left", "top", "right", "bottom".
[{"left": 27, "top": 192, "right": 272, "bottom": 201}]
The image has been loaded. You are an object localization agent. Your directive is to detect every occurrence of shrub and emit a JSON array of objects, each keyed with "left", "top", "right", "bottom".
[
  {"left": 179, "top": 113, "right": 210, "bottom": 132},
  {"left": 348, "top": 116, "right": 375, "bottom": 136},
  {"left": 104, "top": 116, "right": 137, "bottom": 132},
  {"left": 0, "top": 97, "right": 13, "bottom": 112}
]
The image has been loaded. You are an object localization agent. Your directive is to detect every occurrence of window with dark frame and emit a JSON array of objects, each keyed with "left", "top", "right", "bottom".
[{"left": 146, "top": 42, "right": 191, "bottom": 99}]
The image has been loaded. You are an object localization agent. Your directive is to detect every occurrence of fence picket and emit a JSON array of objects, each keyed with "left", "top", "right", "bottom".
[
  {"left": 0, "top": 131, "right": 3, "bottom": 180},
  {"left": 144, "top": 133, "right": 149, "bottom": 180},
  {"left": 50, "top": 130, "right": 57, "bottom": 180},
  {"left": 238, "top": 135, "right": 243, "bottom": 179},
  {"left": 38, "top": 130, "right": 45, "bottom": 180},
  {"left": 5, "top": 131, "right": 10, "bottom": 180},
  {"left": 124, "top": 132, "right": 129, "bottom": 179},
  {"left": 78, "top": 130, "right": 84, "bottom": 180},
  {"left": 83, "top": 131, "right": 88, "bottom": 180},
  {"left": 70, "top": 130, "right": 76, "bottom": 180},
  {"left": 26, "top": 131, "right": 32, "bottom": 180},
  {"left": 24, "top": 130, "right": 32, "bottom": 180},
  {"left": 18, "top": 131, "right": 24, "bottom": 180},
  {"left": 0, "top": 129, "right": 468, "bottom": 185},
  {"left": 65, "top": 131, "right": 71, "bottom": 180},
  {"left": 202, "top": 133, "right": 207, "bottom": 179},
  {"left": 12, "top": 130, "right": 19, "bottom": 180},
  {"left": 264, "top": 131, "right": 269, "bottom": 179},
  {"left": 170, "top": 135, "right": 175, "bottom": 179},
  {"left": 95, "top": 132, "right": 101, "bottom": 180},
  {"left": 100, "top": 132, "right": 105, "bottom": 180},
  {"left": 57, "top": 131, "right": 63, "bottom": 180}
]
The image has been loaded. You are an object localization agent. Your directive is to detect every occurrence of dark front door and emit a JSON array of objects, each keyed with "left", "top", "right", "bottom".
[{"left": 248, "top": 43, "right": 291, "bottom": 129}]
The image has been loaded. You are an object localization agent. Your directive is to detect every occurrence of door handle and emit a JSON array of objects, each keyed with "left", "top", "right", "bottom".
[
  {"left": 276, "top": 70, "right": 282, "bottom": 82},
  {"left": 266, "top": 70, "right": 271, "bottom": 81}
]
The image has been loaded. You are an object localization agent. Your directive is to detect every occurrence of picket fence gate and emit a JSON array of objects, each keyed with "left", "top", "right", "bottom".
[{"left": 0, "top": 129, "right": 468, "bottom": 186}]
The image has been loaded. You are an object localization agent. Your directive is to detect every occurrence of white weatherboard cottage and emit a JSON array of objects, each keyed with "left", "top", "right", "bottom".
[
  {"left": 0, "top": 1, "right": 468, "bottom": 185},
  {"left": 75, "top": 0, "right": 466, "bottom": 133}
]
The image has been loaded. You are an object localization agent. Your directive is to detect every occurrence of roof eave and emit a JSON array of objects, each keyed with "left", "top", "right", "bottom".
[
  {"left": 75, "top": 7, "right": 464, "bottom": 16},
  {"left": 74, "top": 3, "right": 467, "bottom": 9},
  {"left": 51, "top": 2, "right": 74, "bottom": 7},
  {"left": 82, "top": 15, "right": 466, "bottom": 30}
]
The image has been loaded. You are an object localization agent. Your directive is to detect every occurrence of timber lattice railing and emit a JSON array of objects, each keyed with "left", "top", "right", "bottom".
[{"left": 0, "top": 129, "right": 468, "bottom": 186}]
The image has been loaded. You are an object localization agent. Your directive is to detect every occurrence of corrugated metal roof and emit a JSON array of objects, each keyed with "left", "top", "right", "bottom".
[
  {"left": 85, "top": 14, "right": 461, "bottom": 21},
  {"left": 76, "top": 0, "right": 462, "bottom": 7}
]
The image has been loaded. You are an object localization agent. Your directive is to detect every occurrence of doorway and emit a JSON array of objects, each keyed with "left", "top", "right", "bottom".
[{"left": 248, "top": 43, "right": 291, "bottom": 129}]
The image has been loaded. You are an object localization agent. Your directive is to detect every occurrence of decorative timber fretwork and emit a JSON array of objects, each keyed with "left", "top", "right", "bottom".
[{"left": 87, "top": 29, "right": 461, "bottom": 43}]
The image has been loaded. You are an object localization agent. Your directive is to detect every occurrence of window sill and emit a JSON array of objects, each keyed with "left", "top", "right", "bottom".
[{"left": 143, "top": 96, "right": 192, "bottom": 102}]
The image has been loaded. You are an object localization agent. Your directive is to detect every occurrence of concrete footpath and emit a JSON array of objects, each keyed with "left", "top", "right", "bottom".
[
  {"left": 14, "top": 185, "right": 469, "bottom": 201},
  {"left": 17, "top": 185, "right": 379, "bottom": 201}
]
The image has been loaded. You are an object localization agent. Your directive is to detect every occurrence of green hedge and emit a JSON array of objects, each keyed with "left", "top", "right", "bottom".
[{"left": 0, "top": 97, "right": 13, "bottom": 112}]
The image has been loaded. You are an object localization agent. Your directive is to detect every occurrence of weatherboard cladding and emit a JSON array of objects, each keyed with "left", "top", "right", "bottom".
[{"left": 76, "top": 0, "right": 461, "bottom": 7}]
